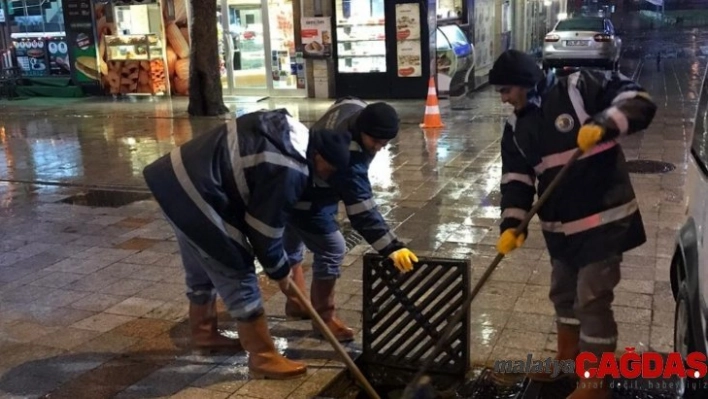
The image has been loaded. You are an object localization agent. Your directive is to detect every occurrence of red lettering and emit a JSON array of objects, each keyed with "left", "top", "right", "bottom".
[
  {"left": 685, "top": 352, "right": 708, "bottom": 379},
  {"left": 576, "top": 352, "right": 597, "bottom": 378},
  {"left": 642, "top": 352, "right": 663, "bottom": 379},
  {"left": 596, "top": 353, "right": 621, "bottom": 379},
  {"left": 663, "top": 353, "right": 687, "bottom": 378},
  {"left": 620, "top": 349, "right": 642, "bottom": 378}
]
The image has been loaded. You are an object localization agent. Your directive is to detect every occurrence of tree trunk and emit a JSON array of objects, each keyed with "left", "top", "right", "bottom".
[{"left": 188, "top": 0, "right": 229, "bottom": 116}]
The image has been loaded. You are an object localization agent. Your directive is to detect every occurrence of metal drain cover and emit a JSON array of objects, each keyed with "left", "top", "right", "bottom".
[
  {"left": 59, "top": 190, "right": 152, "bottom": 208},
  {"left": 625, "top": 160, "right": 676, "bottom": 174}
]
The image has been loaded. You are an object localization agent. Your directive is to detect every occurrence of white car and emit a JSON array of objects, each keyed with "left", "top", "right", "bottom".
[
  {"left": 671, "top": 67, "right": 708, "bottom": 398},
  {"left": 542, "top": 16, "right": 622, "bottom": 71}
]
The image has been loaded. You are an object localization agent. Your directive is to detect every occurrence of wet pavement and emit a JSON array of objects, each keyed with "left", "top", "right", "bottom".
[{"left": 0, "top": 26, "right": 707, "bottom": 399}]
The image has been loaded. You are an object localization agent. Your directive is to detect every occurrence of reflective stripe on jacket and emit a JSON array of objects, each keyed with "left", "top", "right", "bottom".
[
  {"left": 500, "top": 70, "right": 657, "bottom": 267},
  {"left": 289, "top": 97, "right": 406, "bottom": 257},
  {"left": 143, "top": 109, "right": 310, "bottom": 280}
]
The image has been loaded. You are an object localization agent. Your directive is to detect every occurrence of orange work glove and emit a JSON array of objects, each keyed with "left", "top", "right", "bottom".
[
  {"left": 497, "top": 229, "right": 526, "bottom": 255},
  {"left": 577, "top": 124, "right": 605, "bottom": 152},
  {"left": 389, "top": 248, "right": 418, "bottom": 273}
]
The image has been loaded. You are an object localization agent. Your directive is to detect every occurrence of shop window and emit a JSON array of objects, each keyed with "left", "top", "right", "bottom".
[{"left": 7, "top": 0, "right": 70, "bottom": 77}]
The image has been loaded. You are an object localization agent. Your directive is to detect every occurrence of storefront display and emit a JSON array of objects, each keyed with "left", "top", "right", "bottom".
[
  {"left": 395, "top": 3, "right": 422, "bottom": 77},
  {"left": 216, "top": 0, "right": 304, "bottom": 96},
  {"left": 473, "top": 0, "right": 495, "bottom": 72},
  {"left": 332, "top": 0, "right": 435, "bottom": 99},
  {"left": 92, "top": 0, "right": 188, "bottom": 96},
  {"left": 61, "top": 0, "right": 101, "bottom": 87},
  {"left": 301, "top": 17, "right": 332, "bottom": 59},
  {"left": 435, "top": 24, "right": 473, "bottom": 96}
]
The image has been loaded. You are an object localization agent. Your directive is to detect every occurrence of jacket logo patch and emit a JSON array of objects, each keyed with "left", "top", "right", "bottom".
[{"left": 555, "top": 114, "right": 575, "bottom": 133}]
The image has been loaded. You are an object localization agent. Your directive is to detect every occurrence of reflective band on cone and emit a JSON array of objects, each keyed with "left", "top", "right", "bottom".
[{"left": 420, "top": 77, "right": 444, "bottom": 129}]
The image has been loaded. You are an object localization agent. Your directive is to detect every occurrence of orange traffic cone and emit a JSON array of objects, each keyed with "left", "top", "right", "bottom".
[{"left": 420, "top": 77, "right": 444, "bottom": 129}]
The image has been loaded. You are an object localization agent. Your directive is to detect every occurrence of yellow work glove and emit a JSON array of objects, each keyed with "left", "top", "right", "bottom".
[
  {"left": 389, "top": 248, "right": 418, "bottom": 273},
  {"left": 497, "top": 229, "right": 526, "bottom": 255},
  {"left": 577, "top": 124, "right": 605, "bottom": 152}
]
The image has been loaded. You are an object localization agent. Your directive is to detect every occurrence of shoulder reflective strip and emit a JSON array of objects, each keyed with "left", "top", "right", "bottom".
[
  {"left": 557, "top": 317, "right": 581, "bottom": 326},
  {"left": 170, "top": 149, "right": 252, "bottom": 253},
  {"left": 507, "top": 114, "right": 517, "bottom": 131},
  {"left": 605, "top": 106, "right": 629, "bottom": 135},
  {"left": 512, "top": 136, "right": 529, "bottom": 159},
  {"left": 346, "top": 198, "right": 376, "bottom": 215},
  {"left": 540, "top": 220, "right": 563, "bottom": 232},
  {"left": 567, "top": 72, "right": 591, "bottom": 124},
  {"left": 611, "top": 90, "right": 639, "bottom": 104},
  {"left": 562, "top": 199, "right": 638, "bottom": 235},
  {"left": 501, "top": 207, "right": 527, "bottom": 220},
  {"left": 580, "top": 332, "right": 617, "bottom": 345},
  {"left": 226, "top": 120, "right": 250, "bottom": 203},
  {"left": 425, "top": 105, "right": 440, "bottom": 114},
  {"left": 372, "top": 231, "right": 396, "bottom": 252},
  {"left": 241, "top": 151, "right": 309, "bottom": 175},
  {"left": 534, "top": 141, "right": 617, "bottom": 175},
  {"left": 501, "top": 172, "right": 534, "bottom": 186},
  {"left": 285, "top": 115, "right": 309, "bottom": 159},
  {"left": 350, "top": 141, "right": 363, "bottom": 152},
  {"left": 245, "top": 213, "right": 284, "bottom": 239},
  {"left": 331, "top": 98, "right": 367, "bottom": 109},
  {"left": 293, "top": 201, "right": 312, "bottom": 210}
]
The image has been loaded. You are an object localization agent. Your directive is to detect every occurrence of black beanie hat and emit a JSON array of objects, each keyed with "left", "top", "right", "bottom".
[
  {"left": 310, "top": 129, "right": 351, "bottom": 171},
  {"left": 489, "top": 49, "right": 544, "bottom": 88},
  {"left": 355, "top": 102, "right": 399, "bottom": 140}
]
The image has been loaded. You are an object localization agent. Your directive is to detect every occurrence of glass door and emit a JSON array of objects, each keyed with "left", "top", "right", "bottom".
[
  {"left": 227, "top": 0, "right": 267, "bottom": 90},
  {"left": 218, "top": 0, "right": 305, "bottom": 97}
]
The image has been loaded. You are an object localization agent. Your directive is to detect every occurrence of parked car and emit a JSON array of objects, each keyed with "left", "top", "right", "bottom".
[
  {"left": 541, "top": 16, "right": 622, "bottom": 71},
  {"left": 671, "top": 66, "right": 708, "bottom": 399}
]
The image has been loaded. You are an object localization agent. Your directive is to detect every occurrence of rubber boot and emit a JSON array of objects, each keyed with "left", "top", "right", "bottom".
[
  {"left": 284, "top": 264, "right": 310, "bottom": 320},
  {"left": 237, "top": 312, "right": 308, "bottom": 379},
  {"left": 528, "top": 323, "right": 579, "bottom": 382},
  {"left": 189, "top": 300, "right": 243, "bottom": 352},
  {"left": 311, "top": 279, "right": 354, "bottom": 343}
]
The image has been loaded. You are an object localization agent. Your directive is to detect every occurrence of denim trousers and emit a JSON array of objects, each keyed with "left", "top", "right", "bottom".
[{"left": 283, "top": 221, "right": 346, "bottom": 280}]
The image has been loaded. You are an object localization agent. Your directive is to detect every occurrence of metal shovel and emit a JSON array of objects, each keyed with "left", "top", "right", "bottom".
[
  {"left": 401, "top": 149, "right": 584, "bottom": 399},
  {"left": 287, "top": 277, "right": 382, "bottom": 399}
]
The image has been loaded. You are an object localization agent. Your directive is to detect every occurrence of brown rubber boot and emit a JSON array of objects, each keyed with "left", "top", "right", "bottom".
[
  {"left": 237, "top": 312, "right": 308, "bottom": 380},
  {"left": 527, "top": 323, "right": 579, "bottom": 382},
  {"left": 284, "top": 264, "right": 310, "bottom": 320},
  {"left": 189, "top": 300, "right": 243, "bottom": 352},
  {"left": 311, "top": 279, "right": 354, "bottom": 343}
]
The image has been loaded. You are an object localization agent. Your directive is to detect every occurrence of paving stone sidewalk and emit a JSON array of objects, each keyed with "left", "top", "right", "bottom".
[{"left": 0, "top": 37, "right": 706, "bottom": 398}]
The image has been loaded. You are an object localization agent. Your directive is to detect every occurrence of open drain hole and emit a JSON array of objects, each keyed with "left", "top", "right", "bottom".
[
  {"left": 625, "top": 160, "right": 676, "bottom": 174},
  {"left": 58, "top": 189, "right": 153, "bottom": 208}
]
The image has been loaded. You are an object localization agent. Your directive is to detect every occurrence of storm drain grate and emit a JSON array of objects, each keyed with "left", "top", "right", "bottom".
[
  {"left": 58, "top": 189, "right": 153, "bottom": 208},
  {"left": 625, "top": 160, "right": 676, "bottom": 174},
  {"left": 340, "top": 223, "right": 365, "bottom": 252},
  {"left": 362, "top": 254, "right": 471, "bottom": 378}
]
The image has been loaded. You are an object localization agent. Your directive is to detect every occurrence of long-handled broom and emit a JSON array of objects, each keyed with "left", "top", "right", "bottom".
[{"left": 401, "top": 148, "right": 584, "bottom": 399}]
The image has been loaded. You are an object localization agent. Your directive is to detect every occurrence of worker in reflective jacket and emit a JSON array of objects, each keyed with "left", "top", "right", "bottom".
[
  {"left": 142, "top": 109, "right": 351, "bottom": 380},
  {"left": 281, "top": 98, "right": 419, "bottom": 342},
  {"left": 489, "top": 50, "right": 657, "bottom": 399}
]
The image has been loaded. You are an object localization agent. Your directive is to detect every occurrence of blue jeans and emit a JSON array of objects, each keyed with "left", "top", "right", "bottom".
[
  {"left": 283, "top": 222, "right": 346, "bottom": 280},
  {"left": 172, "top": 225, "right": 263, "bottom": 321}
]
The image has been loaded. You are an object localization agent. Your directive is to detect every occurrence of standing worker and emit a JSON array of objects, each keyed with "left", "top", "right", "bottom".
[
  {"left": 143, "top": 109, "right": 351, "bottom": 380},
  {"left": 489, "top": 50, "right": 656, "bottom": 398},
  {"left": 281, "top": 98, "right": 419, "bottom": 342}
]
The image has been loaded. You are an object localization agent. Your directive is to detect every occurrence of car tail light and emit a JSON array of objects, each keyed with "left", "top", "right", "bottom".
[
  {"left": 594, "top": 34, "right": 612, "bottom": 42},
  {"left": 545, "top": 34, "right": 560, "bottom": 42}
]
